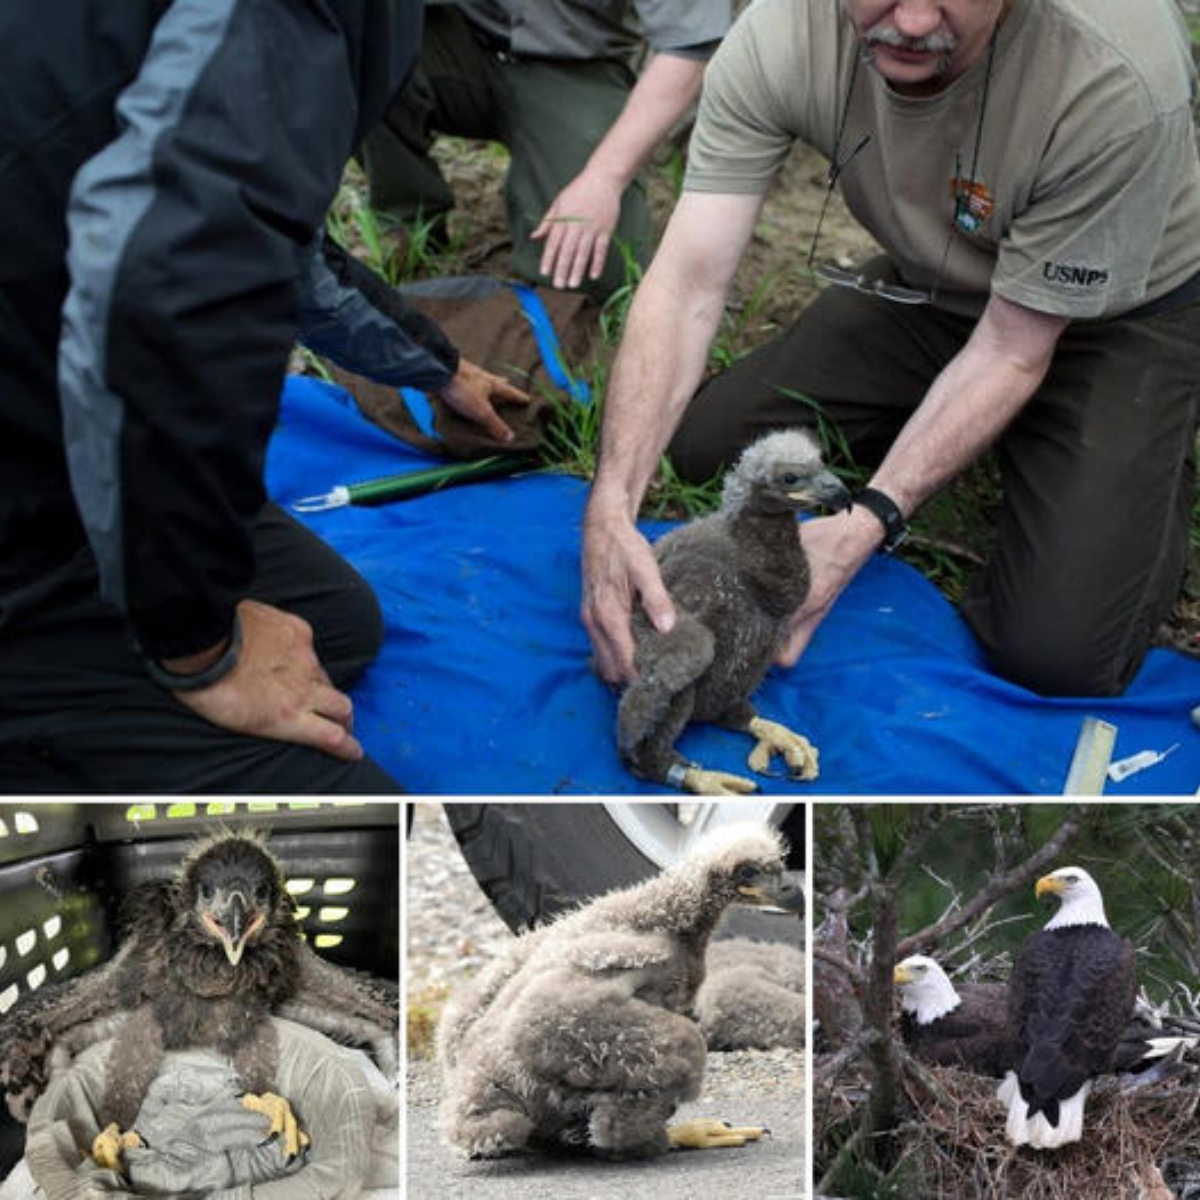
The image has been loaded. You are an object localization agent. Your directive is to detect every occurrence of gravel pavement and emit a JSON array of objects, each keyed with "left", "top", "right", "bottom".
[
  {"left": 405, "top": 804, "right": 806, "bottom": 1199},
  {"left": 407, "top": 1056, "right": 804, "bottom": 1200},
  {"left": 406, "top": 804, "right": 512, "bottom": 996}
]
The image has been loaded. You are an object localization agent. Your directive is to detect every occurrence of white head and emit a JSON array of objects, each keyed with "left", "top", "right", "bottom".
[
  {"left": 1036, "top": 866, "right": 1109, "bottom": 930},
  {"left": 720, "top": 429, "right": 849, "bottom": 517},
  {"left": 893, "top": 954, "right": 961, "bottom": 1023}
]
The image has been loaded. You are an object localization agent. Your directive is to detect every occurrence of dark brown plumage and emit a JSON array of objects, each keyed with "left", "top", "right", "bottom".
[
  {"left": 1000, "top": 868, "right": 1138, "bottom": 1148},
  {"left": 895, "top": 952, "right": 1198, "bottom": 1085},
  {"left": 0, "top": 830, "right": 397, "bottom": 1149},
  {"left": 617, "top": 429, "right": 849, "bottom": 795},
  {"left": 894, "top": 956, "right": 1017, "bottom": 1078}
]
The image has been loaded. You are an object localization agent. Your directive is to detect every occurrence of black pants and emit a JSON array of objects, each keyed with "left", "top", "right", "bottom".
[
  {"left": 669, "top": 283, "right": 1200, "bottom": 697},
  {"left": 0, "top": 505, "right": 400, "bottom": 793}
]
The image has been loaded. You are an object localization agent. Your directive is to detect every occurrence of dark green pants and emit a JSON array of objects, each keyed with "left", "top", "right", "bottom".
[
  {"left": 669, "top": 281, "right": 1200, "bottom": 697},
  {"left": 363, "top": 7, "right": 653, "bottom": 300}
]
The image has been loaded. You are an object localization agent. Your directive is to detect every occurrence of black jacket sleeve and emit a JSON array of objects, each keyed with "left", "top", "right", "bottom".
[
  {"left": 295, "top": 232, "right": 459, "bottom": 391},
  {"left": 57, "top": 0, "right": 425, "bottom": 661}
]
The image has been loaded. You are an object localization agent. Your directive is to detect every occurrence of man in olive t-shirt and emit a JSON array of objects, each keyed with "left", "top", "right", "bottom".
[{"left": 582, "top": 0, "right": 1200, "bottom": 700}]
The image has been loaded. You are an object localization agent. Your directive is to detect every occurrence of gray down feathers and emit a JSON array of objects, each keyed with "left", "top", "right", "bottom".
[
  {"left": 437, "top": 824, "right": 789, "bottom": 1160},
  {"left": 696, "top": 937, "right": 805, "bottom": 1051},
  {"left": 617, "top": 428, "right": 847, "bottom": 786}
]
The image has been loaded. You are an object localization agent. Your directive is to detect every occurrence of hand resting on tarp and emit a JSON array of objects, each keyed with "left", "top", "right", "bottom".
[{"left": 17, "top": 1019, "right": 393, "bottom": 1200}]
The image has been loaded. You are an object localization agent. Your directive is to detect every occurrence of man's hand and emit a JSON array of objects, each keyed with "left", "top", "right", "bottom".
[
  {"left": 169, "top": 599, "right": 363, "bottom": 762},
  {"left": 438, "top": 359, "right": 531, "bottom": 443},
  {"left": 581, "top": 503, "right": 676, "bottom": 684},
  {"left": 531, "top": 171, "right": 624, "bottom": 290},
  {"left": 776, "top": 509, "right": 882, "bottom": 668}
]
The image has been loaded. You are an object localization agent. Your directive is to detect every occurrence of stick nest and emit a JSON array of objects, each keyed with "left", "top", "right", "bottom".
[{"left": 819, "top": 1059, "right": 1200, "bottom": 1199}]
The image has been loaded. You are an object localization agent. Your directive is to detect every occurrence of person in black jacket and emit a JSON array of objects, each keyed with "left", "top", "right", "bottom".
[{"left": 0, "top": 0, "right": 523, "bottom": 793}]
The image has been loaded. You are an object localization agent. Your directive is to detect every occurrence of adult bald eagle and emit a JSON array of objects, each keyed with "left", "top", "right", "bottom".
[
  {"left": 0, "top": 830, "right": 397, "bottom": 1169},
  {"left": 894, "top": 955, "right": 1016, "bottom": 1077},
  {"left": 999, "top": 866, "right": 1136, "bottom": 1150},
  {"left": 894, "top": 953, "right": 1189, "bottom": 1082}
]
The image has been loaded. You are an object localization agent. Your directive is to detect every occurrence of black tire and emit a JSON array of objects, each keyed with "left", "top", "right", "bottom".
[{"left": 443, "top": 803, "right": 802, "bottom": 946}]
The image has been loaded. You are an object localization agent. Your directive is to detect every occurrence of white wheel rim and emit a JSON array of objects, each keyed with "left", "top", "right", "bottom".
[{"left": 600, "top": 801, "right": 795, "bottom": 869}]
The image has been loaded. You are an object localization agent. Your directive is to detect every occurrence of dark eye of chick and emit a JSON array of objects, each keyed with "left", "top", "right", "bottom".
[
  {"left": 734, "top": 863, "right": 758, "bottom": 884},
  {"left": 200, "top": 882, "right": 215, "bottom": 901},
  {"left": 254, "top": 883, "right": 269, "bottom": 904},
  {"left": 780, "top": 472, "right": 799, "bottom": 486}
]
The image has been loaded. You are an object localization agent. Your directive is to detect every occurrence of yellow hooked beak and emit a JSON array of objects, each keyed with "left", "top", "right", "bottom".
[
  {"left": 737, "top": 884, "right": 768, "bottom": 900},
  {"left": 893, "top": 963, "right": 915, "bottom": 985},
  {"left": 1035, "top": 874, "right": 1066, "bottom": 900}
]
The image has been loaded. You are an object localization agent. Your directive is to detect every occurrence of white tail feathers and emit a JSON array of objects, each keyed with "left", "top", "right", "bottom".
[
  {"left": 1141, "top": 1035, "right": 1200, "bottom": 1060},
  {"left": 998, "top": 1071, "right": 1091, "bottom": 1149}
]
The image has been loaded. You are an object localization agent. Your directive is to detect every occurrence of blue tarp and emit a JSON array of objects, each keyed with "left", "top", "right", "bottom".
[{"left": 267, "top": 374, "right": 1200, "bottom": 795}]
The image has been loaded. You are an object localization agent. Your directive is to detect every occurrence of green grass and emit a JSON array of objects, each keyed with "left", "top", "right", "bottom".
[
  {"left": 406, "top": 983, "right": 449, "bottom": 1061},
  {"left": 537, "top": 367, "right": 605, "bottom": 481},
  {"left": 326, "top": 163, "right": 470, "bottom": 285}
]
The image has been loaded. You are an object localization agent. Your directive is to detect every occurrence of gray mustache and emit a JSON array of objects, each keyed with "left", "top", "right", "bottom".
[{"left": 865, "top": 26, "right": 958, "bottom": 54}]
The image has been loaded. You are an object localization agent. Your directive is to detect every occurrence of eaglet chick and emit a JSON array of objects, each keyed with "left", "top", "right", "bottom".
[
  {"left": 697, "top": 936, "right": 805, "bottom": 1051},
  {"left": 619, "top": 429, "right": 849, "bottom": 795},
  {"left": 438, "top": 823, "right": 803, "bottom": 1160},
  {"left": 0, "top": 829, "right": 398, "bottom": 1172}
]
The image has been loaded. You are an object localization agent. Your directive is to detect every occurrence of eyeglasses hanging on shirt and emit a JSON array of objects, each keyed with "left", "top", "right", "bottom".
[{"left": 805, "top": 27, "right": 1000, "bottom": 307}]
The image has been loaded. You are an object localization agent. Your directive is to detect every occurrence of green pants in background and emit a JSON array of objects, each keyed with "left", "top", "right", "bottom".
[{"left": 363, "top": 7, "right": 653, "bottom": 300}]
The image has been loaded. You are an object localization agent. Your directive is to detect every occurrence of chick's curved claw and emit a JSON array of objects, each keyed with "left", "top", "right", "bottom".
[
  {"left": 667, "top": 1117, "right": 768, "bottom": 1150},
  {"left": 746, "top": 717, "right": 819, "bottom": 781},
  {"left": 241, "top": 1092, "right": 311, "bottom": 1159},
  {"left": 92, "top": 1122, "right": 143, "bottom": 1170},
  {"left": 681, "top": 767, "right": 759, "bottom": 796}
]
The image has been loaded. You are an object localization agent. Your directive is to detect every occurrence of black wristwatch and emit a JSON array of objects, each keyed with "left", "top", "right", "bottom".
[
  {"left": 143, "top": 613, "right": 244, "bottom": 692},
  {"left": 854, "top": 486, "right": 909, "bottom": 553}
]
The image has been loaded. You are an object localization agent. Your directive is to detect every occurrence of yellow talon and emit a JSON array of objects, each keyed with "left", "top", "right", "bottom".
[
  {"left": 668, "top": 1117, "right": 767, "bottom": 1150},
  {"left": 747, "top": 717, "right": 819, "bottom": 781},
  {"left": 92, "top": 1123, "right": 142, "bottom": 1170},
  {"left": 242, "top": 1092, "right": 310, "bottom": 1158}
]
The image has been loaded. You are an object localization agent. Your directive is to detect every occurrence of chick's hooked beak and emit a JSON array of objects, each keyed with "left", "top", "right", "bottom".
[
  {"left": 202, "top": 890, "right": 265, "bottom": 966},
  {"left": 737, "top": 870, "right": 804, "bottom": 914},
  {"left": 786, "top": 469, "right": 852, "bottom": 513}
]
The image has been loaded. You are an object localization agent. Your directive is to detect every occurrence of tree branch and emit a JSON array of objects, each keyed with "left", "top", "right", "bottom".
[
  {"left": 896, "top": 806, "right": 1088, "bottom": 958},
  {"left": 814, "top": 1028, "right": 881, "bottom": 1091},
  {"left": 812, "top": 945, "right": 865, "bottom": 989}
]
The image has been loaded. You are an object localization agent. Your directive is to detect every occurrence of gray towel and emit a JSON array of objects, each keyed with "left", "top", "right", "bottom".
[{"left": 23, "top": 1019, "right": 385, "bottom": 1200}]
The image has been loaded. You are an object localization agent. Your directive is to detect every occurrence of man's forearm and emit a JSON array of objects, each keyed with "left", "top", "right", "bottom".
[
  {"left": 590, "top": 261, "right": 727, "bottom": 519},
  {"left": 581, "top": 53, "right": 705, "bottom": 193},
  {"left": 590, "top": 191, "right": 762, "bottom": 517}
]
